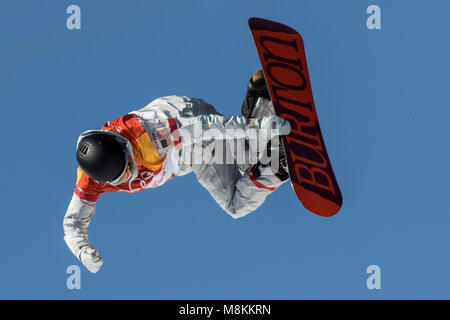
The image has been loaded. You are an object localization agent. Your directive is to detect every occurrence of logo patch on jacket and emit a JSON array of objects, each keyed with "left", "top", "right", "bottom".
[{"left": 156, "top": 128, "right": 173, "bottom": 149}]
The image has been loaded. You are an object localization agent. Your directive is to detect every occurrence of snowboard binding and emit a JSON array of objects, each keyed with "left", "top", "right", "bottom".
[{"left": 241, "top": 70, "right": 271, "bottom": 119}]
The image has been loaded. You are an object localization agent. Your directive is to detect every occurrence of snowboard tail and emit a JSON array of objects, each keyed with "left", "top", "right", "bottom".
[{"left": 249, "top": 17, "right": 343, "bottom": 217}]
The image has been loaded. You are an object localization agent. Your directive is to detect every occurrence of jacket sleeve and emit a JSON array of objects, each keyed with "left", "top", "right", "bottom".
[
  {"left": 132, "top": 95, "right": 289, "bottom": 152},
  {"left": 175, "top": 114, "right": 290, "bottom": 145},
  {"left": 63, "top": 193, "right": 97, "bottom": 259},
  {"left": 63, "top": 192, "right": 103, "bottom": 273}
]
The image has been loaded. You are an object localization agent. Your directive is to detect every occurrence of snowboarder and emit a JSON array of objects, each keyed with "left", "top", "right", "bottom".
[{"left": 63, "top": 70, "right": 291, "bottom": 273}]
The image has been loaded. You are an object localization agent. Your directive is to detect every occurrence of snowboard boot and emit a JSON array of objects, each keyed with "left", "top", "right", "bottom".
[
  {"left": 243, "top": 70, "right": 289, "bottom": 182},
  {"left": 251, "top": 137, "right": 289, "bottom": 182},
  {"left": 241, "top": 70, "right": 271, "bottom": 118}
]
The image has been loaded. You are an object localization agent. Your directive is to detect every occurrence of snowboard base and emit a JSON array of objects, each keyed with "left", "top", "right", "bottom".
[{"left": 249, "top": 17, "right": 343, "bottom": 217}]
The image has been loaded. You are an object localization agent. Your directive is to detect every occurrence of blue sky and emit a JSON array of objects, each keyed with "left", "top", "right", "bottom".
[{"left": 0, "top": 0, "right": 449, "bottom": 299}]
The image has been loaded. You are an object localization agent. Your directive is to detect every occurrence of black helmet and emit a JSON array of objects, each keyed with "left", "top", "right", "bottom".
[{"left": 76, "top": 132, "right": 129, "bottom": 182}]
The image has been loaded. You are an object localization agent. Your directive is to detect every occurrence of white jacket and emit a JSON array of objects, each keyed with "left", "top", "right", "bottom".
[{"left": 63, "top": 96, "right": 290, "bottom": 273}]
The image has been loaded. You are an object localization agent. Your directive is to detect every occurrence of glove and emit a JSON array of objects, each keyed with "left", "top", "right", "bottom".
[
  {"left": 257, "top": 115, "right": 291, "bottom": 138},
  {"left": 78, "top": 245, "right": 103, "bottom": 273}
]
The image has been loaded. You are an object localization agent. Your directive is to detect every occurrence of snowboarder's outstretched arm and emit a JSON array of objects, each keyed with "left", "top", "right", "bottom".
[
  {"left": 63, "top": 193, "right": 103, "bottom": 273},
  {"left": 175, "top": 113, "right": 290, "bottom": 144},
  {"left": 134, "top": 95, "right": 290, "bottom": 145}
]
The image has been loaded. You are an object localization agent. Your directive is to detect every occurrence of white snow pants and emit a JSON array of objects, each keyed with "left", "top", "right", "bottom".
[{"left": 171, "top": 97, "right": 287, "bottom": 218}]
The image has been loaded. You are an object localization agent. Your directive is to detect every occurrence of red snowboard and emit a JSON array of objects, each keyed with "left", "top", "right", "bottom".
[{"left": 249, "top": 17, "right": 343, "bottom": 217}]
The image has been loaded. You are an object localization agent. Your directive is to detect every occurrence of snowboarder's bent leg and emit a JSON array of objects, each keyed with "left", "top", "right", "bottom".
[
  {"left": 228, "top": 164, "right": 286, "bottom": 218},
  {"left": 191, "top": 141, "right": 287, "bottom": 219}
]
